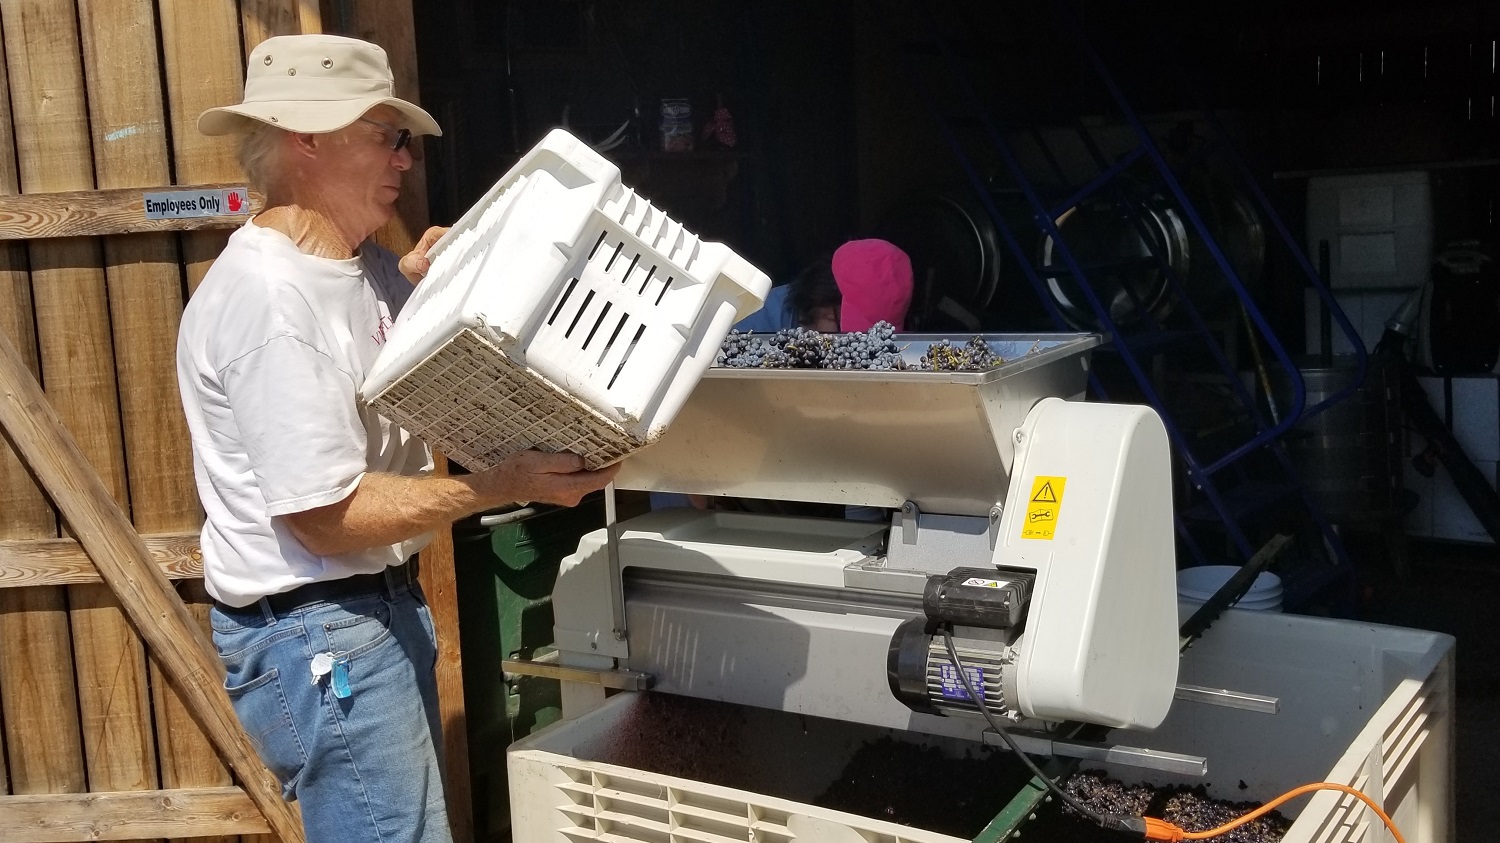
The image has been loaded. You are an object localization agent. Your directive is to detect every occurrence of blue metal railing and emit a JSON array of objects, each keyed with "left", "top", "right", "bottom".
[
  {"left": 884, "top": 0, "right": 1368, "bottom": 580},
  {"left": 1049, "top": 6, "right": 1365, "bottom": 582},
  {"left": 1058, "top": 2, "right": 1370, "bottom": 435},
  {"left": 884, "top": 20, "right": 1249, "bottom": 564}
]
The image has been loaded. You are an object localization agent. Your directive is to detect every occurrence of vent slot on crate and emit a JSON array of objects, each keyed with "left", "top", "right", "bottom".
[
  {"left": 598, "top": 313, "right": 631, "bottom": 366},
  {"left": 564, "top": 290, "right": 596, "bottom": 339},
  {"left": 604, "top": 241, "right": 626, "bottom": 273},
  {"left": 583, "top": 302, "right": 613, "bottom": 350},
  {"left": 637, "top": 264, "right": 658, "bottom": 296},
  {"left": 587, "top": 229, "right": 608, "bottom": 260},
  {"left": 548, "top": 277, "right": 581, "bottom": 326},
  {"left": 609, "top": 324, "right": 647, "bottom": 390}
]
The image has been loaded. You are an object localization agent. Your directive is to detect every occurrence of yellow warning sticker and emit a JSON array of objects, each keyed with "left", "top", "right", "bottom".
[{"left": 1020, "top": 475, "right": 1068, "bottom": 541}]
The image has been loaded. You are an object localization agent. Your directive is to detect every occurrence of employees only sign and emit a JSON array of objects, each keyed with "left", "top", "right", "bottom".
[{"left": 142, "top": 187, "right": 250, "bottom": 220}]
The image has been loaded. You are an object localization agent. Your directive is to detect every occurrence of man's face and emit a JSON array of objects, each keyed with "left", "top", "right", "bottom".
[{"left": 308, "top": 105, "right": 412, "bottom": 235}]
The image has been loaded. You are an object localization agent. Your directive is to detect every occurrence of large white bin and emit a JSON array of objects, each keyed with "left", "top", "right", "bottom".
[
  {"left": 508, "top": 610, "right": 1453, "bottom": 843},
  {"left": 361, "top": 129, "right": 770, "bottom": 470}
]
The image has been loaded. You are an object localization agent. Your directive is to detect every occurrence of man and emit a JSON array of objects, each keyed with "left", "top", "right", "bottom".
[{"left": 177, "top": 34, "right": 618, "bottom": 842}]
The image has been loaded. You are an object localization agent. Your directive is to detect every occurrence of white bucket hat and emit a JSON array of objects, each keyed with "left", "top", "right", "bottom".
[{"left": 198, "top": 34, "right": 442, "bottom": 137}]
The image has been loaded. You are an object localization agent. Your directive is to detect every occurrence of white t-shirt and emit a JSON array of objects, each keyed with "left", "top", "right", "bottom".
[{"left": 177, "top": 221, "right": 434, "bottom": 607}]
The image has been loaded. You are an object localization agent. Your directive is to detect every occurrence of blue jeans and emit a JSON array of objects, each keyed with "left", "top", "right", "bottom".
[{"left": 211, "top": 578, "right": 453, "bottom": 843}]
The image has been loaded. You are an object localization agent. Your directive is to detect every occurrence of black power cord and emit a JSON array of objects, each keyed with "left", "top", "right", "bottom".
[{"left": 940, "top": 628, "right": 1138, "bottom": 835}]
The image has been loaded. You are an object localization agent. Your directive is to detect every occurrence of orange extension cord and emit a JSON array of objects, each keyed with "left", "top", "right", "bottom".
[{"left": 1138, "top": 782, "right": 1406, "bottom": 842}]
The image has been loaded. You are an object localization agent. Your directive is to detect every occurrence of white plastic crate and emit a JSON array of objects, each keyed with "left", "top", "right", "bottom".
[
  {"left": 507, "top": 610, "right": 1453, "bottom": 843},
  {"left": 360, "top": 129, "right": 770, "bottom": 469}
]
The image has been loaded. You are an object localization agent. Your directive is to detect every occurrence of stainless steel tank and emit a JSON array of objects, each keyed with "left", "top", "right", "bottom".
[{"left": 1277, "top": 356, "right": 1404, "bottom": 524}]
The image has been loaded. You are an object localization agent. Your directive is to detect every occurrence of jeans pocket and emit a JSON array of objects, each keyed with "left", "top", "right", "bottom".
[
  {"left": 321, "top": 594, "right": 394, "bottom": 659},
  {"left": 225, "top": 668, "right": 305, "bottom": 789}
]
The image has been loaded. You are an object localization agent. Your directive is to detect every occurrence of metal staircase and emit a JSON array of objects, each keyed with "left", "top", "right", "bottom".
[{"left": 877, "top": 0, "right": 1372, "bottom": 611}]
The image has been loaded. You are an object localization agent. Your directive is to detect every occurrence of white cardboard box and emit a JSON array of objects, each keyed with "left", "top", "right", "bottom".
[
  {"left": 1406, "top": 377, "right": 1499, "bottom": 543},
  {"left": 1416, "top": 375, "right": 1500, "bottom": 462},
  {"left": 1306, "top": 171, "right": 1433, "bottom": 290},
  {"left": 1304, "top": 288, "right": 1414, "bottom": 353},
  {"left": 1429, "top": 459, "right": 1498, "bottom": 543}
]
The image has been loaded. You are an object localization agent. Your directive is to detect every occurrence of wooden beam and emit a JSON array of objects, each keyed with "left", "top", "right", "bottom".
[
  {"left": 0, "top": 0, "right": 63, "bottom": 800},
  {"left": 0, "top": 4, "right": 51, "bottom": 545},
  {"left": 0, "top": 325, "right": 304, "bottom": 841},
  {"left": 297, "top": 0, "right": 321, "bottom": 34},
  {"left": 335, "top": 1, "right": 433, "bottom": 256},
  {"left": 419, "top": 456, "right": 473, "bottom": 843},
  {"left": 158, "top": 0, "right": 246, "bottom": 292},
  {"left": 78, "top": 8, "right": 233, "bottom": 839},
  {"left": 148, "top": 579, "right": 248, "bottom": 843},
  {"left": 0, "top": 0, "right": 97, "bottom": 799},
  {"left": 0, "top": 184, "right": 261, "bottom": 240},
  {"left": 6, "top": 0, "right": 160, "bottom": 807},
  {"left": 241, "top": 0, "right": 308, "bottom": 50},
  {"left": 0, "top": 533, "right": 201, "bottom": 587},
  {"left": 0, "top": 787, "right": 271, "bottom": 842},
  {"left": 0, "top": 585, "right": 83, "bottom": 794}
]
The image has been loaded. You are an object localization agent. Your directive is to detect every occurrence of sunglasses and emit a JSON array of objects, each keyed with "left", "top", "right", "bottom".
[{"left": 358, "top": 117, "right": 412, "bottom": 153}]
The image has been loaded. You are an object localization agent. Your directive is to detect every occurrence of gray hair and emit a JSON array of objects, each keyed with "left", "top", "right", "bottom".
[{"left": 237, "top": 121, "right": 288, "bottom": 195}]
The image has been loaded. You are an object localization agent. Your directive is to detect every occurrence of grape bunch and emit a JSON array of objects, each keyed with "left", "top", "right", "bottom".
[
  {"left": 716, "top": 330, "right": 772, "bottom": 368},
  {"left": 918, "top": 337, "right": 1005, "bottom": 371},
  {"left": 716, "top": 323, "right": 904, "bottom": 370},
  {"left": 826, "top": 321, "right": 903, "bottom": 370},
  {"left": 779, "top": 327, "right": 830, "bottom": 368}
]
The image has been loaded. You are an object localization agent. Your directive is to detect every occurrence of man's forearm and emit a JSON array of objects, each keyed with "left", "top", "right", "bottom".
[
  {"left": 281, "top": 450, "right": 619, "bottom": 557},
  {"left": 283, "top": 471, "right": 503, "bottom": 557}
]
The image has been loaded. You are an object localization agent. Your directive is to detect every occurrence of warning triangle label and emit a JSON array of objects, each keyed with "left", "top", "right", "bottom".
[{"left": 1022, "top": 475, "right": 1067, "bottom": 540}]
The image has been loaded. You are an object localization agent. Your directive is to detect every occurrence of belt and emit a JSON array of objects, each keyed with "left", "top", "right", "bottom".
[{"left": 225, "top": 557, "right": 421, "bottom": 617}]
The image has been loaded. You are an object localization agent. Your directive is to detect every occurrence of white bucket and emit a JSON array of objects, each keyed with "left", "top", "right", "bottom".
[{"left": 1177, "top": 565, "right": 1283, "bottom": 612}]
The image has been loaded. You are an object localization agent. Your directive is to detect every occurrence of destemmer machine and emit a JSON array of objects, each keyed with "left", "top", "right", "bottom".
[{"left": 507, "top": 333, "right": 1279, "bottom": 837}]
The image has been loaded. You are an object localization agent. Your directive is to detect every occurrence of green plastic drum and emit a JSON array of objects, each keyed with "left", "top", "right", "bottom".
[{"left": 455, "top": 494, "right": 606, "bottom": 840}]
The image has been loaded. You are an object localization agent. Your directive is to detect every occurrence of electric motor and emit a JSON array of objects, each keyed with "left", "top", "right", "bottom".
[{"left": 887, "top": 566, "right": 1034, "bottom": 718}]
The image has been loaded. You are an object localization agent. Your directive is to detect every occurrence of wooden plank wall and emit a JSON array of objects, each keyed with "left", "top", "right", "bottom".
[
  {"left": 0, "top": 1, "right": 457, "bottom": 841},
  {"left": 0, "top": 0, "right": 81, "bottom": 807},
  {"left": 0, "top": 3, "right": 121, "bottom": 817}
]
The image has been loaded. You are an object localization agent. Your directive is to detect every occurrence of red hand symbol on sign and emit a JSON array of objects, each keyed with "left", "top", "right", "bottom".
[{"left": 227, "top": 191, "right": 243, "bottom": 213}]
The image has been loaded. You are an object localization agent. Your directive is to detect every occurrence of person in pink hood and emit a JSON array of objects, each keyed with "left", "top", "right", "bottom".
[
  {"left": 830, "top": 238, "right": 915, "bottom": 332},
  {"left": 736, "top": 238, "right": 915, "bottom": 334}
]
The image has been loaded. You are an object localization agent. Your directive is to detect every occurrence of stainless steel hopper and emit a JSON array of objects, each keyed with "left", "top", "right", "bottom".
[{"left": 614, "top": 333, "right": 1100, "bottom": 516}]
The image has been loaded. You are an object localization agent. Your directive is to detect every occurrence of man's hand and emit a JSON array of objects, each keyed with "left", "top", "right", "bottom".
[
  {"left": 398, "top": 225, "right": 449, "bottom": 284},
  {"left": 470, "top": 450, "right": 622, "bottom": 509}
]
